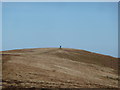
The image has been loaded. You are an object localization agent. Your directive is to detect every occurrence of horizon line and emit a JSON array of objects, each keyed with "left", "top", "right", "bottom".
[{"left": 1, "top": 47, "right": 118, "bottom": 58}]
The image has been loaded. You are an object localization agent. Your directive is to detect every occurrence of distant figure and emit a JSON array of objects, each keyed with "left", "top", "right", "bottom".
[{"left": 60, "top": 46, "right": 62, "bottom": 49}]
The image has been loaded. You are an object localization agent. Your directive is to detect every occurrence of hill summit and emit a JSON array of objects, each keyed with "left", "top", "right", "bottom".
[{"left": 1, "top": 48, "right": 118, "bottom": 88}]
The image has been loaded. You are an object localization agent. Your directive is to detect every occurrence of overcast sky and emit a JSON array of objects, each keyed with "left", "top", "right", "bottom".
[{"left": 2, "top": 2, "right": 118, "bottom": 57}]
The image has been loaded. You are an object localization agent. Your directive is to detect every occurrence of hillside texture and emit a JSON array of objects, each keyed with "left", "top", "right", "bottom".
[{"left": 1, "top": 48, "right": 119, "bottom": 88}]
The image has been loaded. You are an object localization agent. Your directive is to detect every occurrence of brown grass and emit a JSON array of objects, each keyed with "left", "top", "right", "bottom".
[{"left": 2, "top": 48, "right": 119, "bottom": 88}]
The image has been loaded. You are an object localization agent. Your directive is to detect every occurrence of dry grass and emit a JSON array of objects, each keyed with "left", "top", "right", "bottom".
[{"left": 2, "top": 48, "right": 119, "bottom": 88}]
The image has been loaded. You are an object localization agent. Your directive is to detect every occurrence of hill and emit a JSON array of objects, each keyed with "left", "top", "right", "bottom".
[{"left": 1, "top": 48, "right": 119, "bottom": 88}]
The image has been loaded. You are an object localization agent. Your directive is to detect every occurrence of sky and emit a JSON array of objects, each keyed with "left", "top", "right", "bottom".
[
  {"left": 2, "top": 2, "right": 118, "bottom": 57},
  {"left": 1, "top": 0, "right": 120, "bottom": 2},
  {"left": 0, "top": 2, "right": 2, "bottom": 51}
]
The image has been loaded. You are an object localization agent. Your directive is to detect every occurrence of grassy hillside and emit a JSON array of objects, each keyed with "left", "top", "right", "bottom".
[{"left": 1, "top": 48, "right": 119, "bottom": 88}]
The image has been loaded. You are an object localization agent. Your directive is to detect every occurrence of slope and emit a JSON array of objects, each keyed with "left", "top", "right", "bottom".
[{"left": 1, "top": 48, "right": 119, "bottom": 88}]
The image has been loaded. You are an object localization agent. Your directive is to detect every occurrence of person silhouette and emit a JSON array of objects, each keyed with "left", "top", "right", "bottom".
[{"left": 60, "top": 46, "right": 62, "bottom": 49}]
